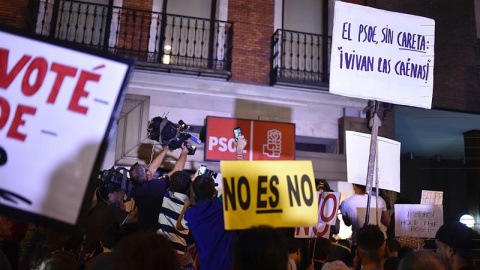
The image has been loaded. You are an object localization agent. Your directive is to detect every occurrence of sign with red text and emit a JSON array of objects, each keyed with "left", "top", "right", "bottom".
[
  {"left": 205, "top": 116, "right": 295, "bottom": 161},
  {"left": 395, "top": 204, "right": 443, "bottom": 238},
  {"left": 330, "top": 2, "right": 435, "bottom": 109},
  {"left": 221, "top": 161, "right": 317, "bottom": 230},
  {"left": 295, "top": 191, "right": 340, "bottom": 238},
  {"left": 0, "top": 29, "right": 133, "bottom": 227}
]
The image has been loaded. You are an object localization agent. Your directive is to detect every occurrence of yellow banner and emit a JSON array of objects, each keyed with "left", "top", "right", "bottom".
[{"left": 220, "top": 161, "right": 318, "bottom": 230}]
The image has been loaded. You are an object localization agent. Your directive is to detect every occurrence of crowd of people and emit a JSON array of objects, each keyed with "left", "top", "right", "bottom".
[{"left": 0, "top": 135, "right": 479, "bottom": 270}]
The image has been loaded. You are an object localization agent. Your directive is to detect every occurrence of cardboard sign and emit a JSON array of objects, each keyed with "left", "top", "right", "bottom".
[
  {"left": 205, "top": 116, "right": 295, "bottom": 161},
  {"left": 295, "top": 191, "right": 340, "bottom": 238},
  {"left": 395, "top": 204, "right": 443, "bottom": 238},
  {"left": 421, "top": 190, "right": 443, "bottom": 205},
  {"left": 221, "top": 161, "right": 317, "bottom": 230},
  {"left": 330, "top": 2, "right": 435, "bottom": 109},
  {"left": 0, "top": 29, "right": 133, "bottom": 227},
  {"left": 346, "top": 131, "right": 401, "bottom": 192}
]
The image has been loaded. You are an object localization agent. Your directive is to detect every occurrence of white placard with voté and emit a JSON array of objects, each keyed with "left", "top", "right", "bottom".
[
  {"left": 395, "top": 204, "right": 443, "bottom": 238},
  {"left": 0, "top": 30, "right": 132, "bottom": 226},
  {"left": 330, "top": 1, "right": 435, "bottom": 109},
  {"left": 346, "top": 131, "right": 400, "bottom": 192}
]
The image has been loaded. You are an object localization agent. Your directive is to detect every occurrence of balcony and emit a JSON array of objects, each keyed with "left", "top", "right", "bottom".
[
  {"left": 34, "top": 0, "right": 234, "bottom": 79},
  {"left": 271, "top": 29, "right": 331, "bottom": 89}
]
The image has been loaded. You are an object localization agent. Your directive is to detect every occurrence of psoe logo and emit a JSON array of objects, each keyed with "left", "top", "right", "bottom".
[{"left": 263, "top": 129, "right": 282, "bottom": 158}]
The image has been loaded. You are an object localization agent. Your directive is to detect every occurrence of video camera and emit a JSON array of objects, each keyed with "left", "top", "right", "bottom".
[
  {"left": 147, "top": 116, "right": 201, "bottom": 155},
  {"left": 97, "top": 166, "right": 133, "bottom": 202}
]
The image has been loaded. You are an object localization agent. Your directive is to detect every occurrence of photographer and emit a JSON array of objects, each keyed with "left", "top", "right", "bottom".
[
  {"left": 84, "top": 173, "right": 130, "bottom": 261},
  {"left": 129, "top": 144, "right": 189, "bottom": 231}
]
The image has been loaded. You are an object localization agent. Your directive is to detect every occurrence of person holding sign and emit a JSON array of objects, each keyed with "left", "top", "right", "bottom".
[{"left": 340, "top": 184, "right": 390, "bottom": 245}]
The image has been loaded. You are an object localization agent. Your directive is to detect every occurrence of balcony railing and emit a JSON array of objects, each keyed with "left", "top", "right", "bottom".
[
  {"left": 34, "top": 0, "right": 234, "bottom": 78},
  {"left": 271, "top": 29, "right": 331, "bottom": 88}
]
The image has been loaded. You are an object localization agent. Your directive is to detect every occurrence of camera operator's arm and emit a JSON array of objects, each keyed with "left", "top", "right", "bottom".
[
  {"left": 148, "top": 146, "right": 169, "bottom": 175},
  {"left": 235, "top": 136, "right": 247, "bottom": 160},
  {"left": 176, "top": 199, "right": 193, "bottom": 231},
  {"left": 167, "top": 144, "right": 189, "bottom": 177}
]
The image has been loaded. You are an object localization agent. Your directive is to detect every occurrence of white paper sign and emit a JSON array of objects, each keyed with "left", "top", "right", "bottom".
[
  {"left": 330, "top": 2, "right": 435, "bottom": 109},
  {"left": 395, "top": 204, "right": 443, "bottom": 238},
  {"left": 421, "top": 190, "right": 443, "bottom": 205},
  {"left": 0, "top": 30, "right": 132, "bottom": 226},
  {"left": 346, "top": 131, "right": 400, "bottom": 192},
  {"left": 295, "top": 191, "right": 340, "bottom": 238}
]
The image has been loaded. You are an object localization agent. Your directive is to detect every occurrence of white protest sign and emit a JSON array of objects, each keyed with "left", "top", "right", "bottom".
[
  {"left": 346, "top": 131, "right": 400, "bottom": 192},
  {"left": 395, "top": 204, "right": 443, "bottom": 238},
  {"left": 0, "top": 29, "right": 133, "bottom": 226},
  {"left": 421, "top": 190, "right": 443, "bottom": 205},
  {"left": 295, "top": 191, "right": 340, "bottom": 238},
  {"left": 330, "top": 2, "right": 435, "bottom": 109}
]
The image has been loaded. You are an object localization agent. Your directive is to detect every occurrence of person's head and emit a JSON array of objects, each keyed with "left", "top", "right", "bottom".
[
  {"left": 316, "top": 179, "right": 333, "bottom": 191},
  {"left": 435, "top": 221, "right": 480, "bottom": 268},
  {"left": 235, "top": 226, "right": 288, "bottom": 270},
  {"left": 386, "top": 239, "right": 401, "bottom": 257},
  {"left": 112, "top": 232, "right": 179, "bottom": 270},
  {"left": 398, "top": 249, "right": 449, "bottom": 270},
  {"left": 311, "top": 237, "right": 331, "bottom": 262},
  {"left": 321, "top": 260, "right": 350, "bottom": 270},
  {"left": 169, "top": 171, "right": 191, "bottom": 195},
  {"left": 356, "top": 225, "right": 385, "bottom": 263},
  {"left": 129, "top": 163, "right": 152, "bottom": 186},
  {"left": 287, "top": 237, "right": 304, "bottom": 265},
  {"left": 193, "top": 174, "right": 216, "bottom": 201},
  {"left": 0, "top": 216, "right": 13, "bottom": 240},
  {"left": 352, "top": 184, "right": 366, "bottom": 194},
  {"left": 97, "top": 182, "right": 122, "bottom": 206}
]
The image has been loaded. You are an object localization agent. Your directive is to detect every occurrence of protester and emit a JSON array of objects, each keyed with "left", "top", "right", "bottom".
[
  {"left": 321, "top": 260, "right": 350, "bottom": 270},
  {"left": 111, "top": 231, "right": 180, "bottom": 270},
  {"left": 234, "top": 226, "right": 289, "bottom": 270},
  {"left": 157, "top": 170, "right": 194, "bottom": 268},
  {"left": 354, "top": 225, "right": 385, "bottom": 270},
  {"left": 435, "top": 221, "right": 480, "bottom": 270},
  {"left": 397, "top": 249, "right": 449, "bottom": 270},
  {"left": 340, "top": 184, "right": 390, "bottom": 245},
  {"left": 309, "top": 237, "right": 331, "bottom": 270},
  {"left": 176, "top": 173, "right": 237, "bottom": 270},
  {"left": 130, "top": 144, "right": 189, "bottom": 231}
]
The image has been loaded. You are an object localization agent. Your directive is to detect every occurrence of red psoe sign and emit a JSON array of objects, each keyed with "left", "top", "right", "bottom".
[{"left": 205, "top": 116, "right": 295, "bottom": 161}]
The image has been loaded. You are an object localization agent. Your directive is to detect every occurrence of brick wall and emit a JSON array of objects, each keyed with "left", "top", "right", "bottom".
[
  {"left": 0, "top": 0, "right": 30, "bottom": 31},
  {"left": 228, "top": 0, "right": 274, "bottom": 84}
]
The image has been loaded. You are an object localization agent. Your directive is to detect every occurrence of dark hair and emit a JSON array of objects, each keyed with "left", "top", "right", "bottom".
[
  {"left": 353, "top": 184, "right": 366, "bottom": 193},
  {"left": 112, "top": 232, "right": 179, "bottom": 270},
  {"left": 311, "top": 237, "right": 331, "bottom": 261},
  {"left": 235, "top": 226, "right": 288, "bottom": 270},
  {"left": 169, "top": 171, "right": 191, "bottom": 194},
  {"left": 398, "top": 250, "right": 448, "bottom": 270},
  {"left": 386, "top": 239, "right": 401, "bottom": 253},
  {"left": 357, "top": 225, "right": 384, "bottom": 261},
  {"left": 193, "top": 174, "right": 216, "bottom": 201},
  {"left": 129, "top": 163, "right": 147, "bottom": 186}
]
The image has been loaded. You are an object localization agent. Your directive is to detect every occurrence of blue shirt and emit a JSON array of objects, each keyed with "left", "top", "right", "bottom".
[
  {"left": 184, "top": 198, "right": 237, "bottom": 270},
  {"left": 132, "top": 175, "right": 169, "bottom": 231}
]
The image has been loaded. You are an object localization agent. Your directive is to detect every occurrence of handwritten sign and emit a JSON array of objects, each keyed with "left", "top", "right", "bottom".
[
  {"left": 330, "top": 2, "right": 435, "bottom": 109},
  {"left": 0, "top": 29, "right": 133, "bottom": 227},
  {"left": 395, "top": 204, "right": 443, "bottom": 238},
  {"left": 346, "top": 131, "right": 401, "bottom": 192},
  {"left": 220, "top": 161, "right": 318, "bottom": 230},
  {"left": 421, "top": 190, "right": 443, "bottom": 205},
  {"left": 295, "top": 191, "right": 340, "bottom": 238}
]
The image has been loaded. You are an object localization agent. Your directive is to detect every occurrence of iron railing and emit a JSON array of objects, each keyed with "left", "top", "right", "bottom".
[
  {"left": 271, "top": 29, "right": 331, "bottom": 88},
  {"left": 34, "top": 0, "right": 234, "bottom": 76}
]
